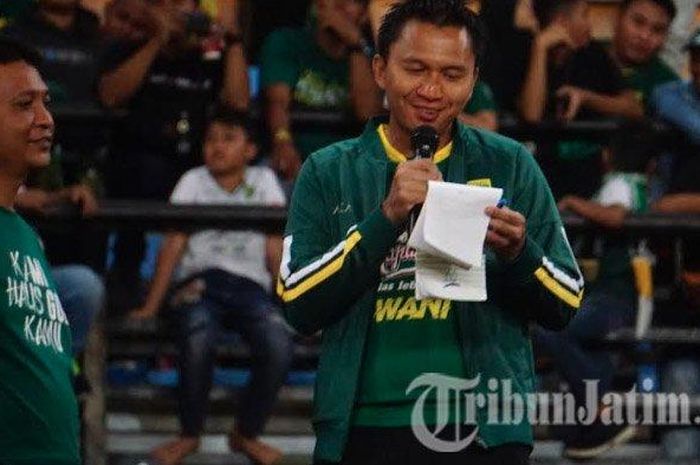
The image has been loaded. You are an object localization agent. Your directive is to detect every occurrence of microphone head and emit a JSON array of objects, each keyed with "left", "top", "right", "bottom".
[{"left": 410, "top": 125, "right": 439, "bottom": 159}]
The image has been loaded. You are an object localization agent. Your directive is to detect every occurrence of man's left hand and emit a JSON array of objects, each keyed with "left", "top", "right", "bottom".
[
  {"left": 484, "top": 206, "right": 527, "bottom": 262},
  {"left": 556, "top": 85, "right": 588, "bottom": 122}
]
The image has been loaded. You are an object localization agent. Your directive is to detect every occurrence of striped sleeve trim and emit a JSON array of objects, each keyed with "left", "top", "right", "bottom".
[
  {"left": 534, "top": 257, "right": 585, "bottom": 309},
  {"left": 277, "top": 227, "right": 362, "bottom": 303},
  {"left": 542, "top": 256, "right": 583, "bottom": 293}
]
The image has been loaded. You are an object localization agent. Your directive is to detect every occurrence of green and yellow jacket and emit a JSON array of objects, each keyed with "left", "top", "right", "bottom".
[{"left": 277, "top": 117, "right": 584, "bottom": 462}]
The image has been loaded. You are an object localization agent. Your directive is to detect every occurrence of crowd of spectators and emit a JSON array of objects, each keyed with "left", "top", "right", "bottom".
[{"left": 2, "top": 0, "right": 700, "bottom": 463}]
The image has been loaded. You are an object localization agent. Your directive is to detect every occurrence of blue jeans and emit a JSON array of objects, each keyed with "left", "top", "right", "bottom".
[
  {"left": 534, "top": 287, "right": 636, "bottom": 405},
  {"left": 170, "top": 269, "right": 293, "bottom": 438},
  {"left": 52, "top": 264, "right": 105, "bottom": 355}
]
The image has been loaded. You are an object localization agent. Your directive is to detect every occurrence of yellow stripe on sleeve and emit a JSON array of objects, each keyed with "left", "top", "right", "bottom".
[
  {"left": 277, "top": 231, "right": 363, "bottom": 302},
  {"left": 534, "top": 267, "right": 583, "bottom": 309}
]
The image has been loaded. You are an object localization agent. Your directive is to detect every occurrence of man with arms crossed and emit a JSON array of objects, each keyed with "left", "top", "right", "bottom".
[
  {"left": 0, "top": 37, "right": 79, "bottom": 465},
  {"left": 278, "top": 1, "right": 583, "bottom": 464}
]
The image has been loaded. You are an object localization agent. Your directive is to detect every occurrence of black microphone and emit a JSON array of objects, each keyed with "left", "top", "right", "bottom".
[
  {"left": 408, "top": 125, "right": 439, "bottom": 232},
  {"left": 410, "top": 125, "right": 439, "bottom": 160}
]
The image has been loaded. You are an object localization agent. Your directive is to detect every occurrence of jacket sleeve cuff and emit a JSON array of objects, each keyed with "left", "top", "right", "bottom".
[
  {"left": 503, "top": 235, "right": 544, "bottom": 285},
  {"left": 356, "top": 208, "right": 400, "bottom": 264}
]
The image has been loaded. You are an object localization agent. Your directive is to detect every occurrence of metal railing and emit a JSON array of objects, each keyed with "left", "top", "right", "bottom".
[
  {"left": 51, "top": 105, "right": 678, "bottom": 143},
  {"left": 31, "top": 200, "right": 700, "bottom": 238}
]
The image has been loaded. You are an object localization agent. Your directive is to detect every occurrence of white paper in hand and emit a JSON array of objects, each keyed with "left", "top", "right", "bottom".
[{"left": 407, "top": 181, "right": 503, "bottom": 268}]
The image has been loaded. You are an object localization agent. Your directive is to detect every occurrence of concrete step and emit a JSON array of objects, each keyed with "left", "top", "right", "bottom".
[
  {"left": 108, "top": 433, "right": 313, "bottom": 465},
  {"left": 107, "top": 436, "right": 698, "bottom": 465},
  {"left": 107, "top": 413, "right": 313, "bottom": 436},
  {"left": 107, "top": 385, "right": 313, "bottom": 417}
]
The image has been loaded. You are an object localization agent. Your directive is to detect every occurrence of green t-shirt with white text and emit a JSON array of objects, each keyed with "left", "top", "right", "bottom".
[
  {"left": 260, "top": 27, "right": 351, "bottom": 159},
  {"left": 0, "top": 209, "right": 80, "bottom": 465},
  {"left": 353, "top": 129, "right": 466, "bottom": 427}
]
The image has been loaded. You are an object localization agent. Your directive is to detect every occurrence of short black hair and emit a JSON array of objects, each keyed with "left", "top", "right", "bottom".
[
  {"left": 376, "top": 0, "right": 486, "bottom": 68},
  {"left": 533, "top": 0, "right": 583, "bottom": 28},
  {"left": 0, "top": 36, "right": 42, "bottom": 68},
  {"left": 207, "top": 104, "right": 256, "bottom": 141},
  {"left": 620, "top": 0, "right": 676, "bottom": 22},
  {"left": 609, "top": 122, "right": 659, "bottom": 173}
]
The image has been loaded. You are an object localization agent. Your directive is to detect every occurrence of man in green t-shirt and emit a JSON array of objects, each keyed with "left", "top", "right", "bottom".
[
  {"left": 0, "top": 37, "right": 80, "bottom": 465},
  {"left": 610, "top": 0, "right": 679, "bottom": 109},
  {"left": 260, "top": 0, "right": 382, "bottom": 182}
]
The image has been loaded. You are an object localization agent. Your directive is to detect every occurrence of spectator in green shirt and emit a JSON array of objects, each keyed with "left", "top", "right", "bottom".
[
  {"left": 610, "top": 0, "right": 678, "bottom": 110},
  {"left": 260, "top": 0, "right": 383, "bottom": 182},
  {"left": 0, "top": 36, "right": 80, "bottom": 465}
]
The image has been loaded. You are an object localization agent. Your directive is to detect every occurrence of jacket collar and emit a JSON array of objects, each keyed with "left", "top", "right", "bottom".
[{"left": 359, "top": 116, "right": 477, "bottom": 166}]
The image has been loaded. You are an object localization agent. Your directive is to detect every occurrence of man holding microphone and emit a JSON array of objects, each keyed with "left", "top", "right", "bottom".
[{"left": 278, "top": 1, "right": 583, "bottom": 464}]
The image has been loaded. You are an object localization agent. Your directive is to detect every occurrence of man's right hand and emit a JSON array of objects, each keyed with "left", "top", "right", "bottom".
[
  {"left": 271, "top": 140, "right": 302, "bottom": 181},
  {"left": 381, "top": 159, "right": 442, "bottom": 225}
]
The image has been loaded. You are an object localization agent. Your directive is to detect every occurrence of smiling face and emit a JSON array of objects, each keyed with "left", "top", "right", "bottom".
[
  {"left": 614, "top": 0, "right": 672, "bottom": 65},
  {"left": 373, "top": 20, "right": 477, "bottom": 146},
  {"left": 0, "top": 61, "right": 53, "bottom": 179}
]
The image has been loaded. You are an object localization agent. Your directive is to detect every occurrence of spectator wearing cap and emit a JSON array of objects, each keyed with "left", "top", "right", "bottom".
[{"left": 609, "top": 0, "right": 679, "bottom": 111}]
